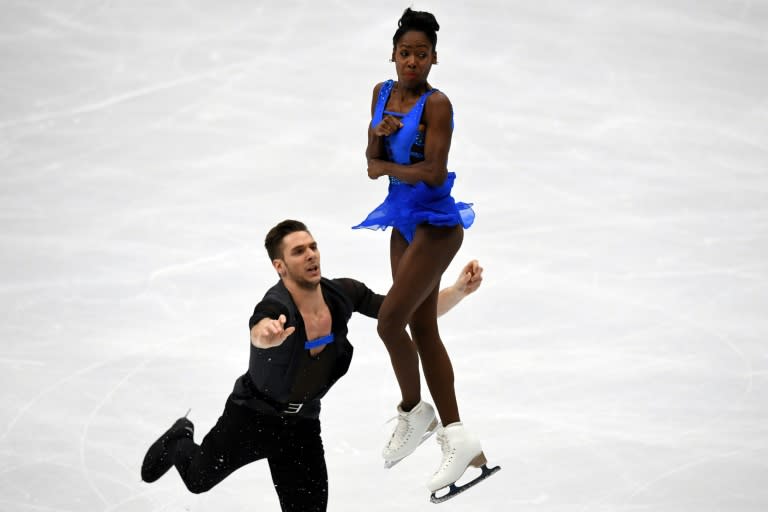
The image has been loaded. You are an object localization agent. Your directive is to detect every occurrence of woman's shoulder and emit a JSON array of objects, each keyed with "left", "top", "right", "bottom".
[
  {"left": 427, "top": 87, "right": 451, "bottom": 104},
  {"left": 425, "top": 88, "right": 452, "bottom": 113},
  {"left": 372, "top": 80, "right": 395, "bottom": 95}
]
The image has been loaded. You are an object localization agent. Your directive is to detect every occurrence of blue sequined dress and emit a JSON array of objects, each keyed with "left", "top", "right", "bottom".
[{"left": 352, "top": 79, "right": 475, "bottom": 243}]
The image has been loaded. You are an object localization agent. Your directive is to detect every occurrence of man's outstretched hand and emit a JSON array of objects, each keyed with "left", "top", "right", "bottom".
[
  {"left": 251, "top": 314, "right": 296, "bottom": 348},
  {"left": 454, "top": 259, "right": 483, "bottom": 297},
  {"left": 437, "top": 259, "right": 484, "bottom": 317}
]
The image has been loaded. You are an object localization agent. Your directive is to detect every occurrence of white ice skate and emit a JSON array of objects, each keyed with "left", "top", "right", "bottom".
[
  {"left": 427, "top": 422, "right": 501, "bottom": 503},
  {"left": 382, "top": 400, "right": 438, "bottom": 468}
]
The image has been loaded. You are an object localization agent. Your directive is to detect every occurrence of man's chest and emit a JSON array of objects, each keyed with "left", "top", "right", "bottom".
[{"left": 299, "top": 306, "right": 333, "bottom": 356}]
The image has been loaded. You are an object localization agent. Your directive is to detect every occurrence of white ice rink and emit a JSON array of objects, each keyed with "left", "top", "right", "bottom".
[{"left": 1, "top": 1, "right": 767, "bottom": 510}]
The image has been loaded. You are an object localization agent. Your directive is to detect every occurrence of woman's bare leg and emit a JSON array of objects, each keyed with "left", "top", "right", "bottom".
[
  {"left": 410, "top": 281, "right": 460, "bottom": 425},
  {"left": 377, "top": 224, "right": 463, "bottom": 423}
]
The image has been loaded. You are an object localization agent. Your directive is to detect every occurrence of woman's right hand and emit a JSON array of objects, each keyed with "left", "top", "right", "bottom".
[{"left": 372, "top": 115, "right": 403, "bottom": 137}]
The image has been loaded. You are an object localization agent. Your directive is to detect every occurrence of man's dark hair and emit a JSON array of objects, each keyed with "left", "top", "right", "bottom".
[
  {"left": 264, "top": 219, "right": 309, "bottom": 261},
  {"left": 393, "top": 7, "right": 440, "bottom": 50}
]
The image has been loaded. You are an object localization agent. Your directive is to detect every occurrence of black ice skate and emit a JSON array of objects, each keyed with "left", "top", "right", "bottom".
[{"left": 141, "top": 411, "right": 194, "bottom": 483}]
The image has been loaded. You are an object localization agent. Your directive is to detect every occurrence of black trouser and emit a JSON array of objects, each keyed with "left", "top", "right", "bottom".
[{"left": 173, "top": 399, "right": 327, "bottom": 511}]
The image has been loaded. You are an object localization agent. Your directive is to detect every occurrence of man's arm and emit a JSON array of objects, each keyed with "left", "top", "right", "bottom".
[
  {"left": 437, "top": 260, "right": 484, "bottom": 317},
  {"left": 251, "top": 314, "right": 296, "bottom": 349},
  {"left": 338, "top": 259, "right": 484, "bottom": 319},
  {"left": 249, "top": 297, "right": 294, "bottom": 349}
]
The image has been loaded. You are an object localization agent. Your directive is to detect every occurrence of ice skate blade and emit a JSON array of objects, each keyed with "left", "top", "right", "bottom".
[
  {"left": 429, "top": 464, "right": 501, "bottom": 504},
  {"left": 383, "top": 425, "right": 438, "bottom": 469}
]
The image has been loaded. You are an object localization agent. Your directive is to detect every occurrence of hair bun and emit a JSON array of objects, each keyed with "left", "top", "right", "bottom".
[{"left": 398, "top": 7, "right": 440, "bottom": 33}]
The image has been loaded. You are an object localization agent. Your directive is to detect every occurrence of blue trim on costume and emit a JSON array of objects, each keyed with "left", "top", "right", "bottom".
[{"left": 304, "top": 334, "right": 334, "bottom": 350}]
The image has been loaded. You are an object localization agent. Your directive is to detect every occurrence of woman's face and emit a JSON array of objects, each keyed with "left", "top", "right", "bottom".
[{"left": 392, "top": 30, "right": 436, "bottom": 88}]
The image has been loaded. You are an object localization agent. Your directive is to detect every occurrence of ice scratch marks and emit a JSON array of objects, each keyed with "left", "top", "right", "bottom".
[
  {"left": 0, "top": 359, "right": 113, "bottom": 443},
  {"left": 0, "top": 59, "right": 257, "bottom": 131},
  {"left": 147, "top": 250, "right": 237, "bottom": 282},
  {"left": 79, "top": 356, "right": 152, "bottom": 507}
]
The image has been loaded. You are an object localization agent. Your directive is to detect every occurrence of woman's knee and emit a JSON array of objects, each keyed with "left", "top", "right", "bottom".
[
  {"left": 409, "top": 312, "right": 438, "bottom": 339},
  {"left": 377, "top": 312, "right": 405, "bottom": 343}
]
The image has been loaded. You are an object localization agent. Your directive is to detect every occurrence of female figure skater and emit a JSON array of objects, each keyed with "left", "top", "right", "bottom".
[{"left": 353, "top": 8, "right": 497, "bottom": 500}]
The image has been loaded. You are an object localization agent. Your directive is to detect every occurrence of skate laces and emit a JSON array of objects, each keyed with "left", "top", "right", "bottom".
[
  {"left": 435, "top": 430, "right": 455, "bottom": 470},
  {"left": 384, "top": 414, "right": 413, "bottom": 450},
  {"left": 437, "top": 431, "right": 448, "bottom": 454}
]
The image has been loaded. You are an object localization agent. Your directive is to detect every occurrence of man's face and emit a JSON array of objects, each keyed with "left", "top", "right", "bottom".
[{"left": 274, "top": 231, "right": 321, "bottom": 290}]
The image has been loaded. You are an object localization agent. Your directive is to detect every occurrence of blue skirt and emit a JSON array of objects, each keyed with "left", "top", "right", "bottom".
[{"left": 352, "top": 172, "right": 475, "bottom": 243}]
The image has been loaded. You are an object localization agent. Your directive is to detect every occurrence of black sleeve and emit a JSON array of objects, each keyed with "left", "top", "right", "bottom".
[
  {"left": 248, "top": 299, "right": 290, "bottom": 330},
  {"left": 334, "top": 278, "right": 384, "bottom": 319}
]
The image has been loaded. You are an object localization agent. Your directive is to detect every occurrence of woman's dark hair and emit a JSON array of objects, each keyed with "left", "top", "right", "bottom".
[
  {"left": 392, "top": 8, "right": 440, "bottom": 49},
  {"left": 265, "top": 219, "right": 310, "bottom": 260}
]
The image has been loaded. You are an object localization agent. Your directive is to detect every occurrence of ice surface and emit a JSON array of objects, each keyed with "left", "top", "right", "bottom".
[{"left": 1, "top": 1, "right": 767, "bottom": 511}]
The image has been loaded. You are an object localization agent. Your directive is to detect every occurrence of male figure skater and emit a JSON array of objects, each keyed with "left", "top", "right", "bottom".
[{"left": 141, "top": 219, "right": 484, "bottom": 511}]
